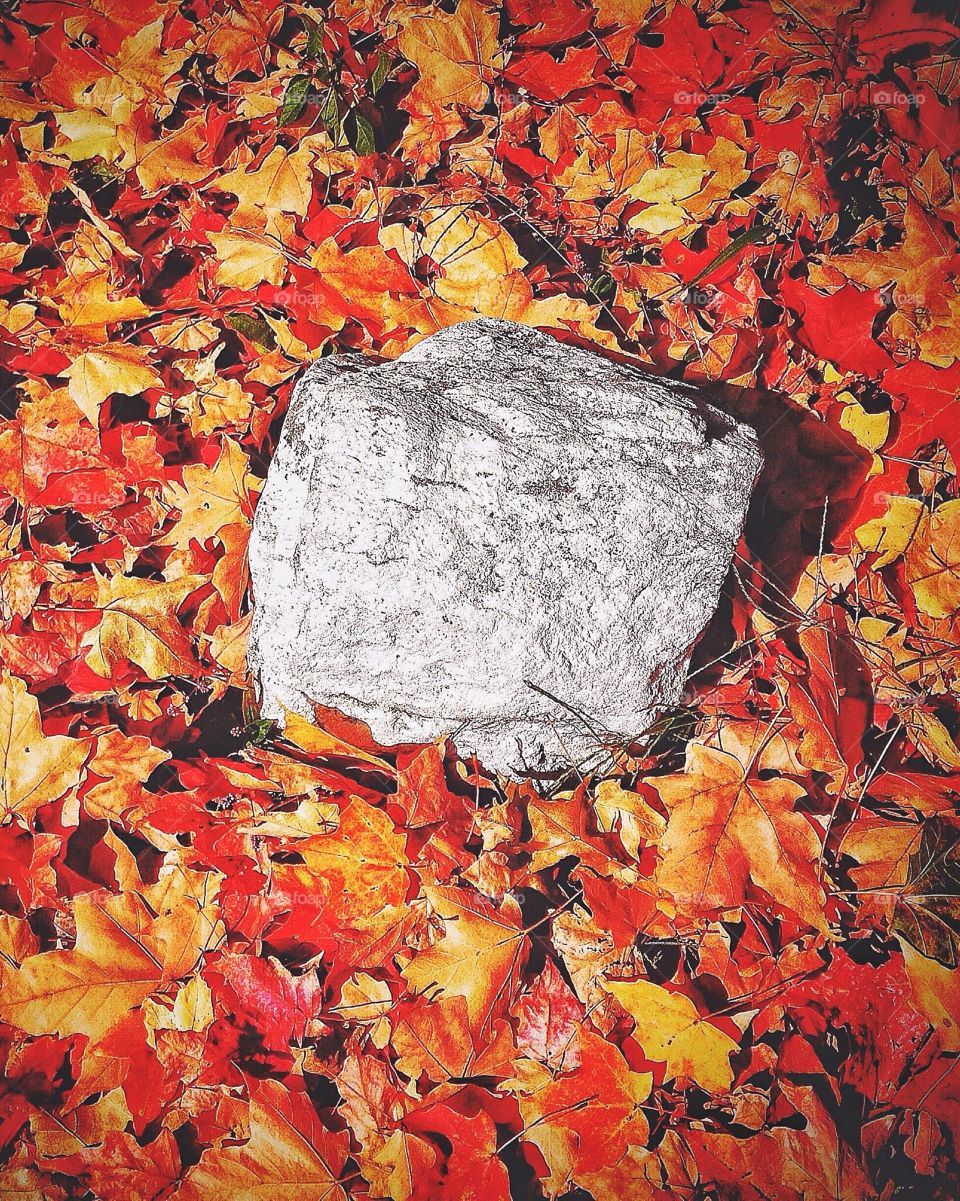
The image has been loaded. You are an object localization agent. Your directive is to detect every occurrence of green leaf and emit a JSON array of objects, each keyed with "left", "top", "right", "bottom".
[
  {"left": 591, "top": 272, "right": 616, "bottom": 300},
  {"left": 243, "top": 718, "right": 278, "bottom": 747},
  {"left": 345, "top": 109, "right": 376, "bottom": 156},
  {"left": 370, "top": 49, "right": 393, "bottom": 94},
  {"left": 226, "top": 313, "right": 277, "bottom": 352},
  {"left": 303, "top": 15, "right": 325, "bottom": 60},
  {"left": 279, "top": 74, "right": 312, "bottom": 126},
  {"left": 319, "top": 88, "right": 342, "bottom": 143}
]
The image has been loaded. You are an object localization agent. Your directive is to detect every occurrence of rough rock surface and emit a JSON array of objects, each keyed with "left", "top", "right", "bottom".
[{"left": 248, "top": 318, "right": 762, "bottom": 775}]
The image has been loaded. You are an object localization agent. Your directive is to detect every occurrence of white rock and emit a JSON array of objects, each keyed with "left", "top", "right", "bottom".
[{"left": 248, "top": 318, "right": 761, "bottom": 776}]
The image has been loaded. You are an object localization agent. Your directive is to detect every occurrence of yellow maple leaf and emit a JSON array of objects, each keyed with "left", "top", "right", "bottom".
[
  {"left": 402, "top": 884, "right": 527, "bottom": 1036},
  {"left": 904, "top": 498, "right": 960, "bottom": 617},
  {"left": 627, "top": 151, "right": 707, "bottom": 238},
  {"left": 856, "top": 496, "right": 926, "bottom": 568},
  {"left": 0, "top": 892, "right": 165, "bottom": 1044},
  {"left": 178, "top": 1078, "right": 350, "bottom": 1201},
  {"left": 0, "top": 673, "right": 87, "bottom": 823},
  {"left": 210, "top": 228, "right": 287, "bottom": 289},
  {"left": 162, "top": 435, "right": 258, "bottom": 550},
  {"left": 173, "top": 352, "right": 257, "bottom": 436},
  {"left": 282, "top": 709, "right": 393, "bottom": 771},
  {"left": 381, "top": 206, "right": 525, "bottom": 313},
  {"left": 604, "top": 977, "right": 738, "bottom": 1093},
  {"left": 651, "top": 742, "right": 827, "bottom": 931},
  {"left": 53, "top": 107, "right": 125, "bottom": 164},
  {"left": 82, "top": 728, "right": 170, "bottom": 822},
  {"left": 901, "top": 943, "right": 960, "bottom": 1052},
  {"left": 144, "top": 973, "right": 215, "bottom": 1038},
  {"left": 126, "top": 114, "right": 213, "bottom": 194},
  {"left": 396, "top": 0, "right": 503, "bottom": 162},
  {"left": 210, "top": 145, "right": 315, "bottom": 227},
  {"left": 593, "top": 779, "right": 666, "bottom": 859},
  {"left": 82, "top": 572, "right": 207, "bottom": 680},
  {"left": 61, "top": 344, "right": 163, "bottom": 424}
]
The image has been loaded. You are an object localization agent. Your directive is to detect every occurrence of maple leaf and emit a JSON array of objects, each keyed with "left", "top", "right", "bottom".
[
  {"left": 0, "top": 386, "right": 112, "bottom": 507},
  {"left": 162, "top": 435, "right": 258, "bottom": 549},
  {"left": 395, "top": 0, "right": 503, "bottom": 161},
  {"left": 785, "top": 611, "right": 870, "bottom": 793},
  {"left": 210, "top": 228, "right": 288, "bottom": 290},
  {"left": 210, "top": 145, "right": 315, "bottom": 227},
  {"left": 178, "top": 1077, "right": 351, "bottom": 1201},
  {"left": 903, "top": 499, "right": 960, "bottom": 617},
  {"left": 604, "top": 977, "right": 739, "bottom": 1093},
  {"left": 82, "top": 571, "right": 207, "bottom": 680},
  {"left": 53, "top": 234, "right": 150, "bottom": 339},
  {"left": 526, "top": 785, "right": 629, "bottom": 878},
  {"left": 61, "top": 344, "right": 163, "bottom": 423},
  {"left": 0, "top": 672, "right": 87, "bottom": 824},
  {"left": 402, "top": 1093, "right": 511, "bottom": 1201},
  {"left": 593, "top": 777, "right": 667, "bottom": 858},
  {"left": 390, "top": 992, "right": 517, "bottom": 1083},
  {"left": 513, "top": 955, "right": 585, "bottom": 1072},
  {"left": 651, "top": 743, "right": 828, "bottom": 930},
  {"left": 265, "top": 793, "right": 411, "bottom": 973},
  {"left": 282, "top": 709, "right": 394, "bottom": 771},
  {"left": 124, "top": 112, "right": 213, "bottom": 194},
  {"left": 856, "top": 496, "right": 927, "bottom": 568},
  {"left": 892, "top": 817, "right": 960, "bottom": 968},
  {"left": 510, "top": 1030, "right": 652, "bottom": 1197},
  {"left": 49, "top": 1127, "right": 182, "bottom": 1201},
  {"left": 81, "top": 727, "right": 169, "bottom": 822},
  {"left": 0, "top": 892, "right": 166, "bottom": 1044},
  {"left": 401, "top": 884, "right": 528, "bottom": 1037}
]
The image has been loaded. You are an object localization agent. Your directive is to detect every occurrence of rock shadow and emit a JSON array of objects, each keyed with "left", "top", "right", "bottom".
[{"left": 688, "top": 378, "right": 874, "bottom": 684}]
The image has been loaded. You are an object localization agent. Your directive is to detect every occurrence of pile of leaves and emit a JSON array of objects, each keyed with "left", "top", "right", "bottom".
[{"left": 1, "top": 0, "right": 960, "bottom": 1196}]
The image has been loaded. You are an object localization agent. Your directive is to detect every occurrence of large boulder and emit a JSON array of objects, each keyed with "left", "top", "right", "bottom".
[{"left": 248, "top": 318, "right": 761, "bottom": 775}]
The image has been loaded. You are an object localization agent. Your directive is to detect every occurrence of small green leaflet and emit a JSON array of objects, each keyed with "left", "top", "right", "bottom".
[
  {"left": 346, "top": 110, "right": 376, "bottom": 156},
  {"left": 370, "top": 50, "right": 393, "bottom": 94},
  {"left": 242, "top": 718, "right": 278, "bottom": 747},
  {"left": 320, "top": 89, "right": 342, "bottom": 142},
  {"left": 303, "top": 14, "right": 325, "bottom": 60},
  {"left": 279, "top": 74, "right": 313, "bottom": 126},
  {"left": 226, "top": 313, "right": 277, "bottom": 351}
]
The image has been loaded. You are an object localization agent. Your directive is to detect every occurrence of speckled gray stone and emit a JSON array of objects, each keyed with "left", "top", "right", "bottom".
[{"left": 248, "top": 318, "right": 761, "bottom": 775}]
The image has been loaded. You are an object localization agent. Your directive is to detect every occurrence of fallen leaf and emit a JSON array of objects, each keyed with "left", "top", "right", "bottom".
[
  {"left": 604, "top": 977, "right": 738, "bottom": 1093},
  {"left": 0, "top": 672, "right": 87, "bottom": 824}
]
